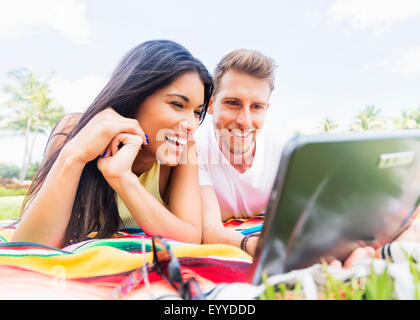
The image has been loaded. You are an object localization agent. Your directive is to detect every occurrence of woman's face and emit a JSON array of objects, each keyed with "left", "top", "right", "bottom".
[{"left": 136, "top": 71, "right": 205, "bottom": 166}]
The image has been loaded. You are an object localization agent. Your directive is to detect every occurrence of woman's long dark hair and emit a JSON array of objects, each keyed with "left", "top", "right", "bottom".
[{"left": 22, "top": 40, "right": 213, "bottom": 246}]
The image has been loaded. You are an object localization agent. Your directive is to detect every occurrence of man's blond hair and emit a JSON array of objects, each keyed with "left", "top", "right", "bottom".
[{"left": 213, "top": 49, "right": 276, "bottom": 96}]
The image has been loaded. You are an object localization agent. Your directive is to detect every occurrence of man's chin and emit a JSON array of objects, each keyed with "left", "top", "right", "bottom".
[
  {"left": 222, "top": 139, "right": 254, "bottom": 156},
  {"left": 220, "top": 146, "right": 253, "bottom": 162}
]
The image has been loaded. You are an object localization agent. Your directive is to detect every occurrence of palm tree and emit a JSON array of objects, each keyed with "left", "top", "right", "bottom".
[
  {"left": 0, "top": 68, "right": 64, "bottom": 182},
  {"left": 350, "top": 105, "right": 387, "bottom": 131},
  {"left": 393, "top": 109, "right": 419, "bottom": 129},
  {"left": 320, "top": 117, "right": 339, "bottom": 132}
]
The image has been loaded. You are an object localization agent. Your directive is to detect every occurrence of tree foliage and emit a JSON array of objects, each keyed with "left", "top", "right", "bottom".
[
  {"left": 350, "top": 105, "right": 387, "bottom": 131},
  {"left": 25, "top": 161, "right": 40, "bottom": 180},
  {"left": 393, "top": 107, "right": 420, "bottom": 129},
  {"left": 321, "top": 117, "right": 339, "bottom": 132},
  {"left": 0, "top": 163, "right": 20, "bottom": 179},
  {"left": 0, "top": 68, "right": 64, "bottom": 182}
]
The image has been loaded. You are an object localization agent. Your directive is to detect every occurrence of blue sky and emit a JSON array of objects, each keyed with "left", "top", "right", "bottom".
[{"left": 1, "top": 0, "right": 420, "bottom": 165}]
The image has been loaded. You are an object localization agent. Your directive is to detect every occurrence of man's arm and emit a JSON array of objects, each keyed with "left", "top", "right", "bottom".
[{"left": 200, "top": 185, "right": 258, "bottom": 255}]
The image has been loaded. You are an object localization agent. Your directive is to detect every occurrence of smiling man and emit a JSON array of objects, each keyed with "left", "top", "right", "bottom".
[{"left": 194, "top": 49, "right": 288, "bottom": 256}]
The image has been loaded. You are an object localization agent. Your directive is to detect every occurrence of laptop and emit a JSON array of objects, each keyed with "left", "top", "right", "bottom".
[{"left": 248, "top": 129, "right": 420, "bottom": 285}]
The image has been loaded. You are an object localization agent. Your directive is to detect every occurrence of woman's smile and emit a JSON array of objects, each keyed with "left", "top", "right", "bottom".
[{"left": 164, "top": 133, "right": 188, "bottom": 151}]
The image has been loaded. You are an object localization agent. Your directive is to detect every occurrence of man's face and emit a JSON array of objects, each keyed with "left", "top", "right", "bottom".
[{"left": 209, "top": 70, "right": 271, "bottom": 156}]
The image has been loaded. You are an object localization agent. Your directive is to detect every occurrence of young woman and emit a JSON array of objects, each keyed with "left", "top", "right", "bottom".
[{"left": 12, "top": 40, "right": 213, "bottom": 248}]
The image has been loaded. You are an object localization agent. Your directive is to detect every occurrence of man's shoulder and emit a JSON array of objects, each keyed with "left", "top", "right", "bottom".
[{"left": 257, "top": 124, "right": 292, "bottom": 156}]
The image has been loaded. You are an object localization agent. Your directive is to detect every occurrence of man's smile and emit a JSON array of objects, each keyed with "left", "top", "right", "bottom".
[{"left": 228, "top": 128, "right": 254, "bottom": 139}]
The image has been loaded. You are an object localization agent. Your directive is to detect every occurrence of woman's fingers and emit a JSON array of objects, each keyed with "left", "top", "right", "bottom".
[
  {"left": 99, "top": 132, "right": 146, "bottom": 159},
  {"left": 329, "top": 246, "right": 377, "bottom": 270},
  {"left": 113, "top": 113, "right": 147, "bottom": 142},
  {"left": 110, "top": 134, "right": 121, "bottom": 156},
  {"left": 97, "top": 132, "right": 146, "bottom": 180},
  {"left": 110, "top": 133, "right": 144, "bottom": 155},
  {"left": 100, "top": 108, "right": 146, "bottom": 142},
  {"left": 112, "top": 117, "right": 150, "bottom": 151},
  {"left": 343, "top": 247, "right": 375, "bottom": 269},
  {"left": 119, "top": 117, "right": 144, "bottom": 138},
  {"left": 93, "top": 109, "right": 148, "bottom": 158},
  {"left": 329, "top": 260, "right": 343, "bottom": 268},
  {"left": 365, "top": 246, "right": 376, "bottom": 257}
]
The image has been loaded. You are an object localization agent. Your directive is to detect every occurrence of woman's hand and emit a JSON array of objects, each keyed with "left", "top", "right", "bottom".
[
  {"left": 97, "top": 132, "right": 146, "bottom": 182},
  {"left": 64, "top": 108, "right": 146, "bottom": 165},
  {"left": 329, "top": 246, "right": 377, "bottom": 269}
]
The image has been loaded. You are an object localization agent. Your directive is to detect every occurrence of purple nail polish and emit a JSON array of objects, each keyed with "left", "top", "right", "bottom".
[{"left": 101, "top": 151, "right": 106, "bottom": 157}]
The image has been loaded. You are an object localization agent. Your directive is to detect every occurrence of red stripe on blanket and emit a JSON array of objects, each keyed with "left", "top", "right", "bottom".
[
  {"left": 72, "top": 257, "right": 251, "bottom": 285},
  {"left": 178, "top": 257, "right": 251, "bottom": 283},
  {"left": 224, "top": 216, "right": 264, "bottom": 228}
]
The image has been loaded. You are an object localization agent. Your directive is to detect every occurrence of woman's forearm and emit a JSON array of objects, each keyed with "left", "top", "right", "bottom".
[
  {"left": 203, "top": 222, "right": 243, "bottom": 247},
  {"left": 202, "top": 223, "right": 258, "bottom": 255},
  {"left": 12, "top": 147, "right": 86, "bottom": 247},
  {"left": 110, "top": 174, "right": 201, "bottom": 244}
]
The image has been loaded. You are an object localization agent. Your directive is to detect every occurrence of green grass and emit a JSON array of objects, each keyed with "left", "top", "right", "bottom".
[
  {"left": 258, "top": 260, "right": 417, "bottom": 300},
  {"left": 0, "top": 186, "right": 27, "bottom": 196},
  {"left": 0, "top": 195, "right": 24, "bottom": 220},
  {"left": 365, "top": 264, "right": 394, "bottom": 300}
]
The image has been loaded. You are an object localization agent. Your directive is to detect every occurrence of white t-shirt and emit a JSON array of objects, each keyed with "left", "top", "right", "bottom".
[{"left": 194, "top": 116, "right": 287, "bottom": 219}]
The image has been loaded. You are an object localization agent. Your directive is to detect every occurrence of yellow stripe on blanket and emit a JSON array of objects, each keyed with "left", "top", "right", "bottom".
[{"left": 0, "top": 244, "right": 250, "bottom": 279}]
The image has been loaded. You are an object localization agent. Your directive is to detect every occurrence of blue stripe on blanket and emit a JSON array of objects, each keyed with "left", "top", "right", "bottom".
[{"left": 240, "top": 223, "right": 263, "bottom": 235}]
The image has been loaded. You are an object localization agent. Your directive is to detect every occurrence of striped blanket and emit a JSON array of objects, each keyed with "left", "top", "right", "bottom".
[{"left": 0, "top": 214, "right": 264, "bottom": 299}]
